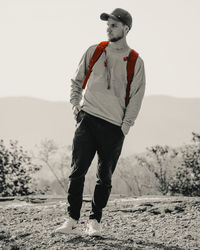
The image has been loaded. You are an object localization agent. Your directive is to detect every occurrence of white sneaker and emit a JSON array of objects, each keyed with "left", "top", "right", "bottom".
[
  {"left": 85, "top": 219, "right": 101, "bottom": 236},
  {"left": 54, "top": 217, "right": 78, "bottom": 234}
]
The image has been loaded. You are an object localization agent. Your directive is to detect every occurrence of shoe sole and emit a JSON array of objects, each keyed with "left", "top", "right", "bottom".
[
  {"left": 54, "top": 228, "right": 79, "bottom": 235},
  {"left": 88, "top": 233, "right": 101, "bottom": 237},
  {"left": 85, "top": 230, "right": 101, "bottom": 237}
]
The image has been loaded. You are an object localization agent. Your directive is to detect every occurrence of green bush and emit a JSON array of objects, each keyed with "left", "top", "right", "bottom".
[{"left": 0, "top": 139, "right": 45, "bottom": 197}]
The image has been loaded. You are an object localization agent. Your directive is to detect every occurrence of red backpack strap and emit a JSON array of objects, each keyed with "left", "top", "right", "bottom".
[
  {"left": 125, "top": 49, "right": 139, "bottom": 106},
  {"left": 82, "top": 41, "right": 109, "bottom": 89}
]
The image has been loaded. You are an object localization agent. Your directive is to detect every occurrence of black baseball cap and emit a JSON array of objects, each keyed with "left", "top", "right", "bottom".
[{"left": 100, "top": 8, "right": 132, "bottom": 30}]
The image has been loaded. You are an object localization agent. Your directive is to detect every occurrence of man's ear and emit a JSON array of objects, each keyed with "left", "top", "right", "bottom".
[{"left": 124, "top": 25, "right": 130, "bottom": 34}]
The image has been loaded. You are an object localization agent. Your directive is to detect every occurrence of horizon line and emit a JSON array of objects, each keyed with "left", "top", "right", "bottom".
[{"left": 1, "top": 94, "right": 200, "bottom": 102}]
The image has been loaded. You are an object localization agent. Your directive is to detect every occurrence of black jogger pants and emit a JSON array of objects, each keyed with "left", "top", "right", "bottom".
[{"left": 67, "top": 111, "right": 125, "bottom": 222}]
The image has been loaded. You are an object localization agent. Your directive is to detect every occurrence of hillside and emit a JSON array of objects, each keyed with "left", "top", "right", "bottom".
[{"left": 0, "top": 96, "right": 199, "bottom": 156}]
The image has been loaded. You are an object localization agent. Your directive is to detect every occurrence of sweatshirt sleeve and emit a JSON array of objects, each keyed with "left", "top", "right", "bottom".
[
  {"left": 122, "top": 57, "right": 146, "bottom": 135},
  {"left": 70, "top": 45, "right": 96, "bottom": 107}
]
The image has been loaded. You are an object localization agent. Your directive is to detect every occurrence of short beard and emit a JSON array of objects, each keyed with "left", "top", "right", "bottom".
[
  {"left": 108, "top": 30, "right": 125, "bottom": 42},
  {"left": 109, "top": 36, "right": 123, "bottom": 42}
]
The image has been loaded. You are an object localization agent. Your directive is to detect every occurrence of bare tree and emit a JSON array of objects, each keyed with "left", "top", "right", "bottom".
[
  {"left": 33, "top": 139, "right": 72, "bottom": 194},
  {"left": 136, "top": 145, "right": 178, "bottom": 194}
]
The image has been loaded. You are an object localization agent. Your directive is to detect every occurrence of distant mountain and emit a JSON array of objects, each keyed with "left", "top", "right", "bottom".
[{"left": 0, "top": 96, "right": 199, "bottom": 156}]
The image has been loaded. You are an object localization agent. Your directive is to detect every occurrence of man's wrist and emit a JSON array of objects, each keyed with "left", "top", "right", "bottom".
[
  {"left": 121, "top": 123, "right": 130, "bottom": 136},
  {"left": 72, "top": 104, "right": 81, "bottom": 116}
]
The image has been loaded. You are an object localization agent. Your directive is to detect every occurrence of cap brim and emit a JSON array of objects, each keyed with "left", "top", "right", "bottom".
[
  {"left": 100, "top": 13, "right": 109, "bottom": 20},
  {"left": 100, "top": 13, "right": 119, "bottom": 22}
]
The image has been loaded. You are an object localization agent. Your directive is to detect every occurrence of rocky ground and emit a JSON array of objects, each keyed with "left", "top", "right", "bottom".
[{"left": 0, "top": 195, "right": 200, "bottom": 250}]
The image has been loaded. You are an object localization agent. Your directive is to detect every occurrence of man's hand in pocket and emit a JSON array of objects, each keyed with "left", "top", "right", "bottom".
[{"left": 72, "top": 105, "right": 81, "bottom": 121}]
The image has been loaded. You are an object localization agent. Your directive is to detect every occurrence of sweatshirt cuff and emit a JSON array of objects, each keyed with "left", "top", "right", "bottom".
[{"left": 121, "top": 123, "right": 131, "bottom": 136}]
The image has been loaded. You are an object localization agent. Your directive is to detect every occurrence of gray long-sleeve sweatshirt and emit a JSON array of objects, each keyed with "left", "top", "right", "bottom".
[{"left": 70, "top": 43, "right": 146, "bottom": 135}]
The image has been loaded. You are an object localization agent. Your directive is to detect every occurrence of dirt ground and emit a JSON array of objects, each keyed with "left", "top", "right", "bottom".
[{"left": 0, "top": 195, "right": 200, "bottom": 250}]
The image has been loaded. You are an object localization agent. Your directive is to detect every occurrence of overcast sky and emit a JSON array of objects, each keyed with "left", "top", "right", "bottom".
[{"left": 0, "top": 0, "right": 200, "bottom": 101}]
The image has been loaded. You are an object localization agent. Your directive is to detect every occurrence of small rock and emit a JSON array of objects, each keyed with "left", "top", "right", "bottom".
[
  {"left": 1, "top": 231, "right": 12, "bottom": 240},
  {"left": 160, "top": 214, "right": 165, "bottom": 218},
  {"left": 9, "top": 245, "right": 20, "bottom": 250},
  {"left": 164, "top": 208, "right": 173, "bottom": 213},
  {"left": 184, "top": 234, "right": 194, "bottom": 240},
  {"left": 174, "top": 206, "right": 185, "bottom": 212},
  {"left": 141, "top": 217, "right": 148, "bottom": 222},
  {"left": 140, "top": 202, "right": 153, "bottom": 207},
  {"left": 149, "top": 208, "right": 161, "bottom": 215}
]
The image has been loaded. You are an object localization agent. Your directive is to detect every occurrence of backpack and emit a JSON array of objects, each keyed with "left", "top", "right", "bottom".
[{"left": 82, "top": 41, "right": 139, "bottom": 107}]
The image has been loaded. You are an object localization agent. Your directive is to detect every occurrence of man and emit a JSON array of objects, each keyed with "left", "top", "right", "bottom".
[{"left": 55, "top": 8, "right": 146, "bottom": 236}]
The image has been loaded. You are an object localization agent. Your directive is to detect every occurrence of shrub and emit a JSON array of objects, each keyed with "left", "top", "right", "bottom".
[
  {"left": 0, "top": 139, "right": 45, "bottom": 197},
  {"left": 169, "top": 133, "right": 200, "bottom": 196},
  {"left": 136, "top": 132, "right": 200, "bottom": 197},
  {"left": 136, "top": 145, "right": 178, "bottom": 195}
]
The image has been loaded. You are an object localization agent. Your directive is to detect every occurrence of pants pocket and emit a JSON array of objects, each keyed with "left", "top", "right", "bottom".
[
  {"left": 76, "top": 110, "right": 85, "bottom": 124},
  {"left": 119, "top": 127, "right": 125, "bottom": 137}
]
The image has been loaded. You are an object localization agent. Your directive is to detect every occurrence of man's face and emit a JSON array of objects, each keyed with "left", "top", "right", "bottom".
[{"left": 106, "top": 18, "right": 126, "bottom": 42}]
